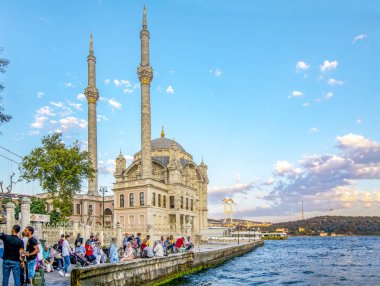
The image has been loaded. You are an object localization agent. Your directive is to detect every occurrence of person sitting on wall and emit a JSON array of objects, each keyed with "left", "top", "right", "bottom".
[
  {"left": 109, "top": 237, "right": 119, "bottom": 263},
  {"left": 185, "top": 236, "right": 194, "bottom": 251},
  {"left": 140, "top": 239, "right": 148, "bottom": 252},
  {"left": 120, "top": 242, "right": 134, "bottom": 261},
  {"left": 153, "top": 241, "right": 164, "bottom": 257},
  {"left": 141, "top": 244, "right": 154, "bottom": 258},
  {"left": 75, "top": 241, "right": 85, "bottom": 256},
  {"left": 84, "top": 240, "right": 96, "bottom": 262},
  {"left": 174, "top": 236, "right": 185, "bottom": 253}
]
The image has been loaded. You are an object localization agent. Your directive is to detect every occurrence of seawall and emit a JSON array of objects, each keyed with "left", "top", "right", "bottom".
[{"left": 71, "top": 240, "right": 264, "bottom": 286}]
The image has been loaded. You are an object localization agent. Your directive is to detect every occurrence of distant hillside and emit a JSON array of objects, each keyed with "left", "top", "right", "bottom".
[{"left": 264, "top": 216, "right": 380, "bottom": 235}]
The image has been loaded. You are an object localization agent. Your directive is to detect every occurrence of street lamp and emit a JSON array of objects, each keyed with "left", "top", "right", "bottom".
[{"left": 99, "top": 186, "right": 108, "bottom": 229}]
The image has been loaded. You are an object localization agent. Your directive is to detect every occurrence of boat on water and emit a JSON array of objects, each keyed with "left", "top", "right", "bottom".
[{"left": 261, "top": 231, "right": 288, "bottom": 240}]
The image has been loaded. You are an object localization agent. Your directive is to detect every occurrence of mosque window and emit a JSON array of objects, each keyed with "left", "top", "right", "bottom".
[
  {"left": 129, "top": 193, "right": 134, "bottom": 207},
  {"left": 158, "top": 194, "right": 161, "bottom": 207},
  {"left": 120, "top": 194, "right": 125, "bottom": 208},
  {"left": 180, "top": 196, "right": 184, "bottom": 209},
  {"left": 140, "top": 192, "right": 145, "bottom": 206},
  {"left": 191, "top": 199, "right": 193, "bottom": 211},
  {"left": 170, "top": 196, "right": 175, "bottom": 209},
  {"left": 88, "top": 204, "right": 93, "bottom": 215},
  {"left": 186, "top": 198, "right": 189, "bottom": 210},
  {"left": 152, "top": 192, "right": 156, "bottom": 206},
  {"left": 76, "top": 204, "right": 81, "bottom": 215},
  {"left": 163, "top": 196, "right": 167, "bottom": 208}
]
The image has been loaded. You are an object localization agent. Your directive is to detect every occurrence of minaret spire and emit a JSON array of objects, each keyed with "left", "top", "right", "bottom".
[
  {"left": 138, "top": 6, "right": 153, "bottom": 179},
  {"left": 143, "top": 5, "right": 147, "bottom": 30},
  {"left": 85, "top": 33, "right": 100, "bottom": 196},
  {"left": 89, "top": 32, "right": 94, "bottom": 54}
]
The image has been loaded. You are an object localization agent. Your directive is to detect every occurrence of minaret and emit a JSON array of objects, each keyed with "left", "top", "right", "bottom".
[
  {"left": 85, "top": 33, "right": 99, "bottom": 196},
  {"left": 137, "top": 6, "right": 153, "bottom": 179}
]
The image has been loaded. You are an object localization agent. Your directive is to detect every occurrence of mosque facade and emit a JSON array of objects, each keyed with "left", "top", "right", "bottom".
[{"left": 67, "top": 7, "right": 209, "bottom": 237}]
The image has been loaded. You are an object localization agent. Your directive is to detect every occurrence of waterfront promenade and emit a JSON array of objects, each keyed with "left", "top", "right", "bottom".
[{"left": 0, "top": 242, "right": 262, "bottom": 286}]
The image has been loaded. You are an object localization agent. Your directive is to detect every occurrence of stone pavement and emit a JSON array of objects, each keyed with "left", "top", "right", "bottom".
[{"left": 0, "top": 259, "right": 71, "bottom": 286}]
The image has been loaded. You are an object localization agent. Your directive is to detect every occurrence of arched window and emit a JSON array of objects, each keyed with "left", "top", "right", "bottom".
[
  {"left": 140, "top": 192, "right": 145, "bottom": 206},
  {"left": 152, "top": 192, "right": 156, "bottom": 206},
  {"left": 120, "top": 194, "right": 124, "bottom": 208},
  {"left": 139, "top": 215, "right": 145, "bottom": 226},
  {"left": 158, "top": 194, "right": 161, "bottom": 207},
  {"left": 129, "top": 215, "right": 135, "bottom": 226},
  {"left": 129, "top": 193, "right": 134, "bottom": 207},
  {"left": 186, "top": 198, "right": 189, "bottom": 210},
  {"left": 163, "top": 196, "right": 167, "bottom": 208},
  {"left": 76, "top": 204, "right": 81, "bottom": 215},
  {"left": 88, "top": 204, "right": 93, "bottom": 215},
  {"left": 191, "top": 199, "right": 193, "bottom": 211},
  {"left": 170, "top": 196, "right": 175, "bottom": 209},
  {"left": 180, "top": 196, "right": 184, "bottom": 209}
]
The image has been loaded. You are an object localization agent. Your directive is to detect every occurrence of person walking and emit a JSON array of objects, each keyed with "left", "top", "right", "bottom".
[
  {"left": 0, "top": 224, "right": 24, "bottom": 286},
  {"left": 24, "top": 226, "right": 39, "bottom": 285},
  {"left": 20, "top": 231, "right": 28, "bottom": 285},
  {"left": 59, "top": 235, "right": 71, "bottom": 277}
]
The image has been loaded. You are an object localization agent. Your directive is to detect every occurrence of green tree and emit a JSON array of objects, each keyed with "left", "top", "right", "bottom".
[
  {"left": 0, "top": 48, "right": 11, "bottom": 126},
  {"left": 30, "top": 197, "right": 47, "bottom": 214},
  {"left": 19, "top": 133, "right": 95, "bottom": 222}
]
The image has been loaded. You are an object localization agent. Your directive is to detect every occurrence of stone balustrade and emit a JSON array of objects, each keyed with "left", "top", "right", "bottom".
[{"left": 71, "top": 241, "right": 264, "bottom": 286}]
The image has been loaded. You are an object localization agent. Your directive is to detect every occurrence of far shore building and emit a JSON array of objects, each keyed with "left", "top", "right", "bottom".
[{"left": 36, "top": 7, "right": 209, "bottom": 237}]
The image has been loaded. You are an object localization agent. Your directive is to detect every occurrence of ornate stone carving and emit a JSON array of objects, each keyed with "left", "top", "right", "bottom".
[{"left": 138, "top": 65, "right": 153, "bottom": 84}]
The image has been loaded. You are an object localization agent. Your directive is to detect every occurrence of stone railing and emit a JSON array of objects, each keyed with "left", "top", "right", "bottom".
[{"left": 71, "top": 241, "right": 264, "bottom": 286}]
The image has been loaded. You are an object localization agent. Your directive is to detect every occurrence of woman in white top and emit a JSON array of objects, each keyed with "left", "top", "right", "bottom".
[
  {"left": 153, "top": 240, "right": 164, "bottom": 257},
  {"left": 121, "top": 242, "right": 134, "bottom": 261}
]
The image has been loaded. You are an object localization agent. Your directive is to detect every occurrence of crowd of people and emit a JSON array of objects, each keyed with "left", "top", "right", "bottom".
[
  {"left": 0, "top": 224, "right": 194, "bottom": 286},
  {"left": 110, "top": 233, "right": 194, "bottom": 262}
]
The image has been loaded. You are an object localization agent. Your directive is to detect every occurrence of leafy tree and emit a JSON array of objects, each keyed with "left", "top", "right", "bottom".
[
  {"left": 30, "top": 197, "right": 47, "bottom": 214},
  {"left": 0, "top": 48, "right": 11, "bottom": 126},
  {"left": 19, "top": 133, "right": 95, "bottom": 221},
  {"left": 49, "top": 209, "right": 61, "bottom": 224}
]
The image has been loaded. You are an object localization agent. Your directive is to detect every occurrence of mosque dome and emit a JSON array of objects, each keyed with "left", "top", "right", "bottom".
[{"left": 151, "top": 137, "right": 186, "bottom": 152}]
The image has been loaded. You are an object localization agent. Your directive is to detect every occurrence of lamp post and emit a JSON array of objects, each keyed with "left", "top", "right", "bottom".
[{"left": 99, "top": 186, "right": 108, "bottom": 230}]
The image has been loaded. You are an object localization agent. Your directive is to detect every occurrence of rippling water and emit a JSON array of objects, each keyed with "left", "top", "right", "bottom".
[{"left": 166, "top": 237, "right": 380, "bottom": 286}]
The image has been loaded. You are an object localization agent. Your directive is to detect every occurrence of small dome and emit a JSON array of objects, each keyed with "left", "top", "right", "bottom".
[{"left": 151, "top": 138, "right": 185, "bottom": 152}]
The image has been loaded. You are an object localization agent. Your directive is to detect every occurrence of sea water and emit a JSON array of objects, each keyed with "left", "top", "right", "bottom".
[{"left": 166, "top": 236, "right": 380, "bottom": 285}]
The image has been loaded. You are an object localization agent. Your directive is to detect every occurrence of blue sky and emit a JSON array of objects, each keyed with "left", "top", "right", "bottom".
[{"left": 1, "top": 0, "right": 380, "bottom": 222}]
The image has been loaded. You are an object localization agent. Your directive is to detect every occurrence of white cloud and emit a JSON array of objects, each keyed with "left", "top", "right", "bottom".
[
  {"left": 30, "top": 115, "right": 48, "bottom": 129},
  {"left": 303, "top": 102, "right": 310, "bottom": 107},
  {"left": 214, "top": 68, "right": 222, "bottom": 77},
  {"left": 97, "top": 115, "right": 109, "bottom": 122},
  {"left": 357, "top": 119, "right": 362, "bottom": 124},
  {"left": 50, "top": 101, "right": 64, "bottom": 108},
  {"left": 166, "top": 85, "right": 174, "bottom": 94},
  {"left": 104, "top": 79, "right": 111, "bottom": 84},
  {"left": 68, "top": 102, "right": 82, "bottom": 111},
  {"left": 320, "top": 60, "right": 338, "bottom": 72},
  {"left": 36, "top": 91, "right": 45, "bottom": 98},
  {"left": 353, "top": 34, "right": 367, "bottom": 44},
  {"left": 59, "top": 116, "right": 87, "bottom": 132},
  {"left": 274, "top": 160, "right": 294, "bottom": 175},
  {"left": 328, "top": 78, "right": 344, "bottom": 86},
  {"left": 36, "top": 106, "right": 55, "bottom": 116},
  {"left": 336, "top": 133, "right": 378, "bottom": 150},
  {"left": 295, "top": 61, "right": 310, "bottom": 71},
  {"left": 64, "top": 82, "right": 73, "bottom": 88},
  {"left": 77, "top": 93, "right": 86, "bottom": 101},
  {"left": 309, "top": 127, "right": 320, "bottom": 133},
  {"left": 123, "top": 88, "right": 133, "bottom": 94},
  {"left": 289, "top": 90, "right": 304, "bottom": 98},
  {"left": 108, "top": 98, "right": 122, "bottom": 109},
  {"left": 325, "top": 92, "right": 334, "bottom": 99},
  {"left": 113, "top": 79, "right": 131, "bottom": 88}
]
